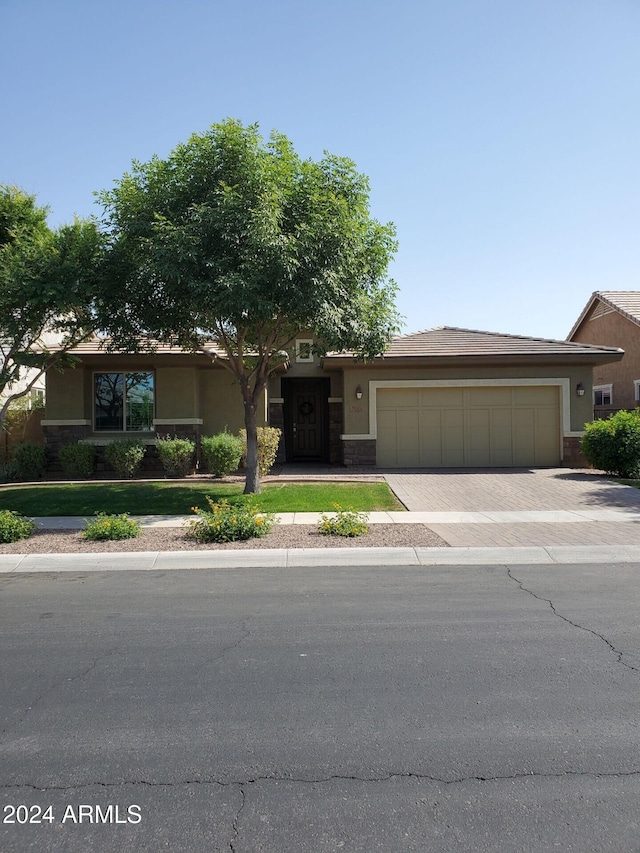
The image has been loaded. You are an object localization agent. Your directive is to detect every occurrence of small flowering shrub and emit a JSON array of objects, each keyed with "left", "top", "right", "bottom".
[
  {"left": 58, "top": 442, "right": 95, "bottom": 479},
  {"left": 187, "top": 497, "right": 275, "bottom": 543},
  {"left": 318, "top": 504, "right": 369, "bottom": 538},
  {"left": 13, "top": 443, "right": 47, "bottom": 481},
  {"left": 156, "top": 435, "right": 195, "bottom": 477},
  {"left": 201, "top": 432, "right": 243, "bottom": 477},
  {"left": 240, "top": 427, "right": 282, "bottom": 476},
  {"left": 105, "top": 439, "right": 146, "bottom": 478},
  {"left": 0, "top": 510, "right": 35, "bottom": 543},
  {"left": 83, "top": 512, "right": 141, "bottom": 541}
]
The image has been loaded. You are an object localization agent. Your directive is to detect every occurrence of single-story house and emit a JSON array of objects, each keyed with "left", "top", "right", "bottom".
[
  {"left": 567, "top": 291, "right": 640, "bottom": 416},
  {"left": 41, "top": 326, "right": 623, "bottom": 469}
]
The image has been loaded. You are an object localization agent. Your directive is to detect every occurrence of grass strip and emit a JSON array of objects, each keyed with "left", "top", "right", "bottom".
[{"left": 0, "top": 481, "right": 404, "bottom": 517}]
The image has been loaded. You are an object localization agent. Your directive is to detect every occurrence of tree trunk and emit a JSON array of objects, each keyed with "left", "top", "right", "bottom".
[{"left": 243, "top": 396, "right": 261, "bottom": 495}]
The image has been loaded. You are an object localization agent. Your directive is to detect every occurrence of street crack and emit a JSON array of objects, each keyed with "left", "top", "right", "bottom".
[
  {"left": 3, "top": 768, "right": 640, "bottom": 793},
  {"left": 506, "top": 567, "right": 639, "bottom": 674}
]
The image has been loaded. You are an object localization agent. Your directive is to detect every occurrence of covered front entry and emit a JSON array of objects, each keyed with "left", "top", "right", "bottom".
[
  {"left": 376, "top": 385, "right": 561, "bottom": 468},
  {"left": 282, "top": 378, "right": 330, "bottom": 462}
]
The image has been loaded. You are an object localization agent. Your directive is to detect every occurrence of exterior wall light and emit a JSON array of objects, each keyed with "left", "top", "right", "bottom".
[
  {"left": 576, "top": 383, "right": 585, "bottom": 397},
  {"left": 355, "top": 385, "right": 363, "bottom": 400}
]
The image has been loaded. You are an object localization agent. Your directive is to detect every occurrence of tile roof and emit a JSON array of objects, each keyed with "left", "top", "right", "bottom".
[
  {"left": 54, "top": 337, "right": 228, "bottom": 358},
  {"left": 327, "top": 326, "right": 623, "bottom": 360},
  {"left": 568, "top": 291, "right": 640, "bottom": 339}
]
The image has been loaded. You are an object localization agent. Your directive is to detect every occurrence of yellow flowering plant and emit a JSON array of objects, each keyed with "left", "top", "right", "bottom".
[
  {"left": 83, "top": 512, "right": 141, "bottom": 541},
  {"left": 318, "top": 504, "right": 369, "bottom": 538},
  {"left": 186, "top": 498, "right": 275, "bottom": 543}
]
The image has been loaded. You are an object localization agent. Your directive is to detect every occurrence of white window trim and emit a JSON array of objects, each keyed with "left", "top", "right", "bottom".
[
  {"left": 634, "top": 380, "right": 640, "bottom": 403},
  {"left": 295, "top": 339, "right": 314, "bottom": 363},
  {"left": 593, "top": 384, "right": 613, "bottom": 406}
]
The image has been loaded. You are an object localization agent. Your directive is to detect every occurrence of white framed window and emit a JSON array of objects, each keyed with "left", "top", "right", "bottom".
[
  {"left": 593, "top": 384, "right": 612, "bottom": 406},
  {"left": 94, "top": 371, "right": 155, "bottom": 432},
  {"left": 634, "top": 380, "right": 640, "bottom": 403},
  {"left": 295, "top": 339, "right": 314, "bottom": 363}
]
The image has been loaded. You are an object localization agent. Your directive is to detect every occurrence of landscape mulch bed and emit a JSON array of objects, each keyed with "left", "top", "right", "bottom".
[{"left": 0, "top": 524, "right": 448, "bottom": 553}]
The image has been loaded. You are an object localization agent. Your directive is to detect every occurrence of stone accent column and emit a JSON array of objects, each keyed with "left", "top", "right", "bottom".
[
  {"left": 562, "top": 435, "right": 588, "bottom": 468},
  {"left": 328, "top": 401, "right": 343, "bottom": 464},
  {"left": 268, "top": 399, "right": 285, "bottom": 463},
  {"left": 342, "top": 438, "right": 377, "bottom": 467}
]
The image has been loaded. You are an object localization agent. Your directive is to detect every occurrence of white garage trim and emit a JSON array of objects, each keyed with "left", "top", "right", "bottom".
[{"left": 341, "top": 378, "right": 573, "bottom": 452}]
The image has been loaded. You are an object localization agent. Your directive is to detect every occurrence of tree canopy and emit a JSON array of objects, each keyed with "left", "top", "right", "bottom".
[
  {"left": 0, "top": 186, "right": 105, "bottom": 430},
  {"left": 98, "top": 119, "right": 401, "bottom": 491}
]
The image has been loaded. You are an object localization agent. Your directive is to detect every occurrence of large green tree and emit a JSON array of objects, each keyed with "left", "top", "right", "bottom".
[
  {"left": 98, "top": 120, "right": 401, "bottom": 493},
  {"left": 0, "top": 186, "right": 105, "bottom": 432}
]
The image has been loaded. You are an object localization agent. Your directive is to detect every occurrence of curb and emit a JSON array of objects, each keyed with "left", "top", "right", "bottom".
[{"left": 1, "top": 545, "right": 638, "bottom": 573}]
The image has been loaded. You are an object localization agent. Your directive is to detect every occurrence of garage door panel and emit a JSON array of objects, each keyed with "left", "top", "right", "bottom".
[
  {"left": 490, "top": 409, "right": 514, "bottom": 466},
  {"left": 467, "top": 387, "right": 512, "bottom": 407},
  {"left": 419, "top": 410, "right": 443, "bottom": 466},
  {"left": 377, "top": 385, "right": 561, "bottom": 468},
  {"left": 535, "top": 408, "right": 560, "bottom": 466},
  {"left": 376, "top": 410, "right": 398, "bottom": 467},
  {"left": 513, "top": 386, "right": 557, "bottom": 406},
  {"left": 419, "top": 387, "right": 463, "bottom": 407},
  {"left": 466, "top": 409, "right": 491, "bottom": 466},
  {"left": 442, "top": 409, "right": 464, "bottom": 466},
  {"left": 378, "top": 389, "right": 419, "bottom": 409}
]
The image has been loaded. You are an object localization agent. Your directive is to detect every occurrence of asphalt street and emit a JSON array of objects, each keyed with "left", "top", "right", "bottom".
[{"left": 1, "top": 561, "right": 639, "bottom": 852}]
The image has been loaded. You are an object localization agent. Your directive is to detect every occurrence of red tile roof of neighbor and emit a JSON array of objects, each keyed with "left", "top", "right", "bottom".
[
  {"left": 568, "top": 291, "right": 640, "bottom": 339},
  {"left": 326, "top": 326, "right": 624, "bottom": 361}
]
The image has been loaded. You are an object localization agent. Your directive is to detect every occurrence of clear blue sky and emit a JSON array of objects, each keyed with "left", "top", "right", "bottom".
[{"left": 2, "top": 0, "right": 639, "bottom": 340}]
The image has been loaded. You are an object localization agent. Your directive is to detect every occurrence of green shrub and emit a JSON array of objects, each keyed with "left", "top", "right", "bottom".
[
  {"left": 58, "top": 442, "right": 95, "bottom": 479},
  {"left": 83, "top": 512, "right": 141, "bottom": 541},
  {"left": 0, "top": 509, "right": 35, "bottom": 543},
  {"left": 0, "top": 459, "right": 17, "bottom": 483},
  {"left": 105, "top": 439, "right": 146, "bottom": 478},
  {"left": 187, "top": 497, "right": 275, "bottom": 543},
  {"left": 201, "top": 432, "right": 243, "bottom": 477},
  {"left": 13, "top": 443, "right": 47, "bottom": 481},
  {"left": 581, "top": 410, "right": 640, "bottom": 477},
  {"left": 318, "top": 504, "right": 370, "bottom": 537},
  {"left": 239, "top": 426, "right": 282, "bottom": 477},
  {"left": 156, "top": 435, "right": 195, "bottom": 477}
]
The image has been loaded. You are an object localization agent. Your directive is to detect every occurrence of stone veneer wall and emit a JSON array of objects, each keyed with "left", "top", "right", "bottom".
[
  {"left": 268, "top": 402, "right": 285, "bottom": 463},
  {"left": 328, "top": 402, "right": 342, "bottom": 464},
  {"left": 562, "top": 436, "right": 588, "bottom": 468},
  {"left": 342, "top": 439, "right": 376, "bottom": 467}
]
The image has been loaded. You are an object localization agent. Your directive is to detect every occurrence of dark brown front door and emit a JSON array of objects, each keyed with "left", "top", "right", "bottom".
[{"left": 283, "top": 379, "right": 329, "bottom": 461}]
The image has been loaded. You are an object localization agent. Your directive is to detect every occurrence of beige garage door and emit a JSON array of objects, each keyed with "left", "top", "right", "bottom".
[{"left": 376, "top": 386, "right": 561, "bottom": 468}]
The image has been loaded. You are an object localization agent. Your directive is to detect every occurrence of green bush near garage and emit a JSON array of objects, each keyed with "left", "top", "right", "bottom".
[{"left": 581, "top": 409, "right": 640, "bottom": 478}]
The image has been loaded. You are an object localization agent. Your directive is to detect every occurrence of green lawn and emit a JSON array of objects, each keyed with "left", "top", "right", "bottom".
[{"left": 0, "top": 481, "right": 404, "bottom": 517}]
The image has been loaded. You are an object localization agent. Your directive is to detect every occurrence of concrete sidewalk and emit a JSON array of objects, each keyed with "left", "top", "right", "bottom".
[{"left": 32, "top": 508, "right": 640, "bottom": 529}]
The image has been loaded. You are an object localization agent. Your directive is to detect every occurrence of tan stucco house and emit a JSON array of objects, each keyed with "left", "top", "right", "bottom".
[
  {"left": 42, "top": 326, "right": 623, "bottom": 469},
  {"left": 568, "top": 291, "right": 640, "bottom": 416}
]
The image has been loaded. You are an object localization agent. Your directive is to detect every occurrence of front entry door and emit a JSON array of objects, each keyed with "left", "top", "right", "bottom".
[{"left": 283, "top": 379, "right": 329, "bottom": 461}]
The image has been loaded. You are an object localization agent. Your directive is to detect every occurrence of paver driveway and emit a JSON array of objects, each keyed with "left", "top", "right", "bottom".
[
  {"left": 383, "top": 468, "right": 640, "bottom": 547},
  {"left": 383, "top": 467, "right": 640, "bottom": 512}
]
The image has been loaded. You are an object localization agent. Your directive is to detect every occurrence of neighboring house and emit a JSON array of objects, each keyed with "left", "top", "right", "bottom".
[
  {"left": 0, "top": 330, "right": 63, "bottom": 411},
  {"left": 42, "top": 326, "right": 622, "bottom": 469},
  {"left": 568, "top": 291, "right": 640, "bottom": 416}
]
